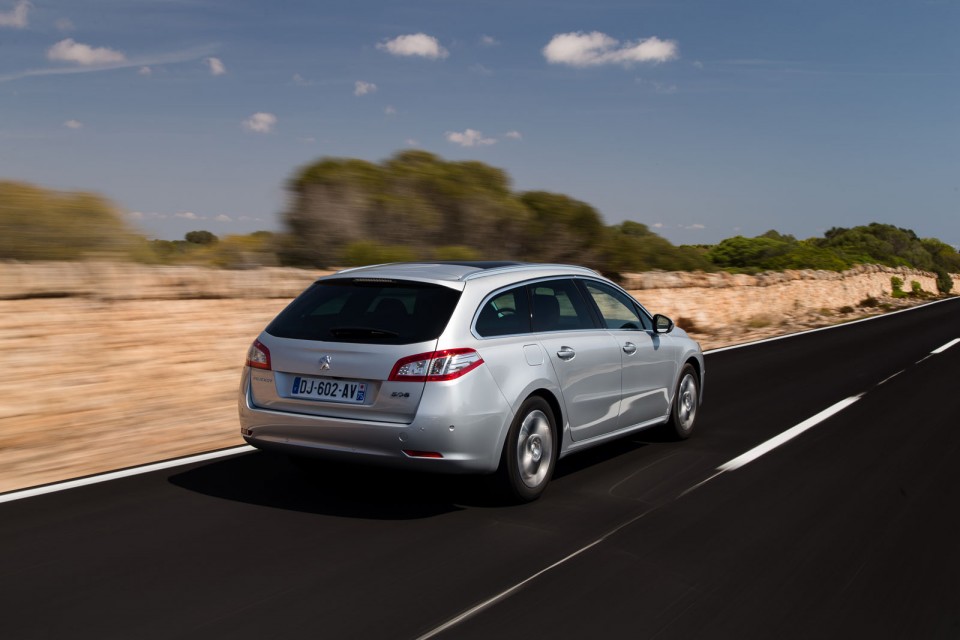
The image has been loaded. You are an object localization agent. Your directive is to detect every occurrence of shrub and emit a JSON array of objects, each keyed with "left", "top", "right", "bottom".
[
  {"left": 935, "top": 269, "right": 953, "bottom": 295},
  {"left": 890, "top": 276, "right": 907, "bottom": 298},
  {"left": 859, "top": 296, "right": 879, "bottom": 308},
  {"left": 838, "top": 305, "right": 855, "bottom": 314},
  {"left": 0, "top": 180, "right": 138, "bottom": 260}
]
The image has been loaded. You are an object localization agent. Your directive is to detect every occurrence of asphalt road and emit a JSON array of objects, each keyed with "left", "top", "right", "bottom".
[{"left": 2, "top": 298, "right": 959, "bottom": 639}]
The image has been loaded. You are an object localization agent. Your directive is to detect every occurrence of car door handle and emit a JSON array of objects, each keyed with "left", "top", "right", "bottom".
[
  {"left": 556, "top": 346, "right": 576, "bottom": 361},
  {"left": 622, "top": 342, "right": 637, "bottom": 355}
]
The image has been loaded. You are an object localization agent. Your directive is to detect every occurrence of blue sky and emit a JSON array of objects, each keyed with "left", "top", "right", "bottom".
[{"left": 1, "top": 0, "right": 958, "bottom": 247}]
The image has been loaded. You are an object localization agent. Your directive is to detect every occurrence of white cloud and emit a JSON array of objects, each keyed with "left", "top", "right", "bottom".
[
  {"left": 470, "top": 63, "right": 493, "bottom": 76},
  {"left": 0, "top": 1, "right": 29, "bottom": 28},
  {"left": 205, "top": 57, "right": 226, "bottom": 75},
  {"left": 384, "top": 105, "right": 397, "bottom": 115},
  {"left": 175, "top": 211, "right": 200, "bottom": 220},
  {"left": 301, "top": 136, "right": 316, "bottom": 144},
  {"left": 405, "top": 138, "right": 419, "bottom": 146},
  {"left": 55, "top": 17, "right": 73, "bottom": 32},
  {"left": 543, "top": 31, "right": 678, "bottom": 68},
  {"left": 445, "top": 128, "right": 496, "bottom": 147},
  {"left": 1, "top": 43, "right": 217, "bottom": 84},
  {"left": 354, "top": 80, "right": 377, "bottom": 96},
  {"left": 292, "top": 73, "right": 312, "bottom": 86},
  {"left": 377, "top": 33, "right": 448, "bottom": 59},
  {"left": 480, "top": 35, "right": 499, "bottom": 46},
  {"left": 504, "top": 130, "right": 522, "bottom": 140},
  {"left": 692, "top": 60, "right": 704, "bottom": 70},
  {"left": 652, "top": 222, "right": 664, "bottom": 229},
  {"left": 682, "top": 223, "right": 705, "bottom": 230},
  {"left": 128, "top": 211, "right": 167, "bottom": 220},
  {"left": 47, "top": 39, "right": 126, "bottom": 65},
  {"left": 63, "top": 119, "right": 83, "bottom": 129},
  {"left": 214, "top": 214, "right": 232, "bottom": 222},
  {"left": 242, "top": 112, "right": 277, "bottom": 133},
  {"left": 138, "top": 66, "right": 152, "bottom": 76}
]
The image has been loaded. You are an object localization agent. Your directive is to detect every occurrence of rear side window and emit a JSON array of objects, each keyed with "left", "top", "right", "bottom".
[
  {"left": 475, "top": 286, "right": 531, "bottom": 337},
  {"left": 266, "top": 279, "right": 461, "bottom": 344}
]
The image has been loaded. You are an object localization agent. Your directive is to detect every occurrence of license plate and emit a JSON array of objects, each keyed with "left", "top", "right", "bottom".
[{"left": 290, "top": 376, "right": 367, "bottom": 404}]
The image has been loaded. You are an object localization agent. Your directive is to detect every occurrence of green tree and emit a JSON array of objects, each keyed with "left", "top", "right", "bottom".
[
  {"left": 283, "top": 151, "right": 529, "bottom": 266},
  {"left": 517, "top": 191, "right": 606, "bottom": 266},
  {"left": 185, "top": 230, "right": 218, "bottom": 245},
  {"left": 602, "top": 222, "right": 712, "bottom": 272}
]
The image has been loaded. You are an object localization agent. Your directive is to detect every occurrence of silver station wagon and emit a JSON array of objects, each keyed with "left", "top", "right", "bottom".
[{"left": 239, "top": 262, "right": 704, "bottom": 501}]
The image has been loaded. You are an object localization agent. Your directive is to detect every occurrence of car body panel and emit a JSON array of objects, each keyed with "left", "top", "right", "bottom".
[
  {"left": 613, "top": 329, "right": 676, "bottom": 429},
  {"left": 250, "top": 334, "right": 435, "bottom": 423},
  {"left": 537, "top": 330, "right": 623, "bottom": 442}
]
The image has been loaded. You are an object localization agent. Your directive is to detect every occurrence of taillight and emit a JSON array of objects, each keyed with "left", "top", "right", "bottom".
[
  {"left": 246, "top": 339, "right": 271, "bottom": 370},
  {"left": 388, "top": 348, "right": 483, "bottom": 382}
]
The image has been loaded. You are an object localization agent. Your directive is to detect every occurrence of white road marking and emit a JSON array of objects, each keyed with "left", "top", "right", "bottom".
[
  {"left": 717, "top": 395, "right": 862, "bottom": 473},
  {"left": 877, "top": 370, "right": 904, "bottom": 386},
  {"left": 415, "top": 511, "right": 650, "bottom": 640},
  {"left": 0, "top": 445, "right": 255, "bottom": 505},
  {"left": 932, "top": 338, "right": 960, "bottom": 354},
  {"left": 419, "top": 393, "right": 868, "bottom": 637}
]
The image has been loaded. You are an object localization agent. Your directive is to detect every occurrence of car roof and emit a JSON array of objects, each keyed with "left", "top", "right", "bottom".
[{"left": 328, "top": 261, "right": 599, "bottom": 285}]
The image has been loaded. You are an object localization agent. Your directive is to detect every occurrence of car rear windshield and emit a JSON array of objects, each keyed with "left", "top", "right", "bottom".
[{"left": 265, "top": 278, "right": 462, "bottom": 344}]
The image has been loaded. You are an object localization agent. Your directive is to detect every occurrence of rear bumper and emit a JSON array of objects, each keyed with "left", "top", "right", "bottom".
[{"left": 238, "top": 367, "right": 512, "bottom": 474}]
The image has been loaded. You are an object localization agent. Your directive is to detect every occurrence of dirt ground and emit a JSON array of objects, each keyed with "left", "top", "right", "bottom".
[{"left": 0, "top": 295, "right": 932, "bottom": 493}]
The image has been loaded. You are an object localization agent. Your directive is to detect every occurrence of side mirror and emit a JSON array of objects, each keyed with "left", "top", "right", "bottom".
[{"left": 653, "top": 314, "right": 674, "bottom": 334}]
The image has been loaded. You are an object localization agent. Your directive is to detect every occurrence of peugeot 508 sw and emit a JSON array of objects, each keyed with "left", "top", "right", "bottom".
[{"left": 239, "top": 261, "right": 704, "bottom": 501}]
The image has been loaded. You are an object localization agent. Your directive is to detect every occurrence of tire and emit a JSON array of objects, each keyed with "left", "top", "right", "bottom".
[
  {"left": 665, "top": 364, "right": 699, "bottom": 440},
  {"left": 498, "top": 396, "right": 558, "bottom": 502}
]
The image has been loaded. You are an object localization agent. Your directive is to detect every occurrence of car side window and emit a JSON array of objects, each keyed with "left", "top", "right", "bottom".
[
  {"left": 582, "top": 281, "right": 651, "bottom": 331},
  {"left": 475, "top": 286, "right": 531, "bottom": 337},
  {"left": 529, "top": 279, "right": 596, "bottom": 332}
]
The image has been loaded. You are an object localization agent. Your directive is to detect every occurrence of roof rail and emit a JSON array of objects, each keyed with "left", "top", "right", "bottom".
[{"left": 460, "top": 263, "right": 599, "bottom": 281}]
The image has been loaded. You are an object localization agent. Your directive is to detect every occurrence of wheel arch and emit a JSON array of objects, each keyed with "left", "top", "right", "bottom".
[
  {"left": 683, "top": 356, "right": 704, "bottom": 405},
  {"left": 494, "top": 387, "right": 565, "bottom": 470}
]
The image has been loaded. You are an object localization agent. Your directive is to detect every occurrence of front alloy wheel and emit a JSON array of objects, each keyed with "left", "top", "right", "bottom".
[{"left": 666, "top": 364, "right": 699, "bottom": 440}]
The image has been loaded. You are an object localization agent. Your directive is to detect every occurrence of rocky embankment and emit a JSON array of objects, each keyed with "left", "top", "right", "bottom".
[
  {"left": 622, "top": 264, "right": 948, "bottom": 331},
  {"left": 0, "top": 262, "right": 954, "bottom": 493}
]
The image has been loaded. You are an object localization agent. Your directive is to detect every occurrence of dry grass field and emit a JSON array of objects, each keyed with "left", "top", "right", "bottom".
[{"left": 0, "top": 298, "right": 289, "bottom": 493}]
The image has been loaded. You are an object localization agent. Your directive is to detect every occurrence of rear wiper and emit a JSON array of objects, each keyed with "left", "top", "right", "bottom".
[{"left": 330, "top": 326, "right": 400, "bottom": 339}]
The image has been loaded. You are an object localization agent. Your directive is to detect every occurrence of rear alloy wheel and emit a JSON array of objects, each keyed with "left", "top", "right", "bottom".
[
  {"left": 499, "top": 396, "right": 557, "bottom": 502},
  {"left": 666, "top": 364, "right": 699, "bottom": 440}
]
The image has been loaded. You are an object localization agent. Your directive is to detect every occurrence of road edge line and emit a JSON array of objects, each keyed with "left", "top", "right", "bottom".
[
  {"left": 704, "top": 296, "right": 958, "bottom": 355},
  {"left": 0, "top": 445, "right": 255, "bottom": 505}
]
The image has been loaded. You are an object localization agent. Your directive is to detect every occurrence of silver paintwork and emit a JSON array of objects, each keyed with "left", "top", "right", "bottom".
[{"left": 238, "top": 262, "right": 705, "bottom": 475}]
